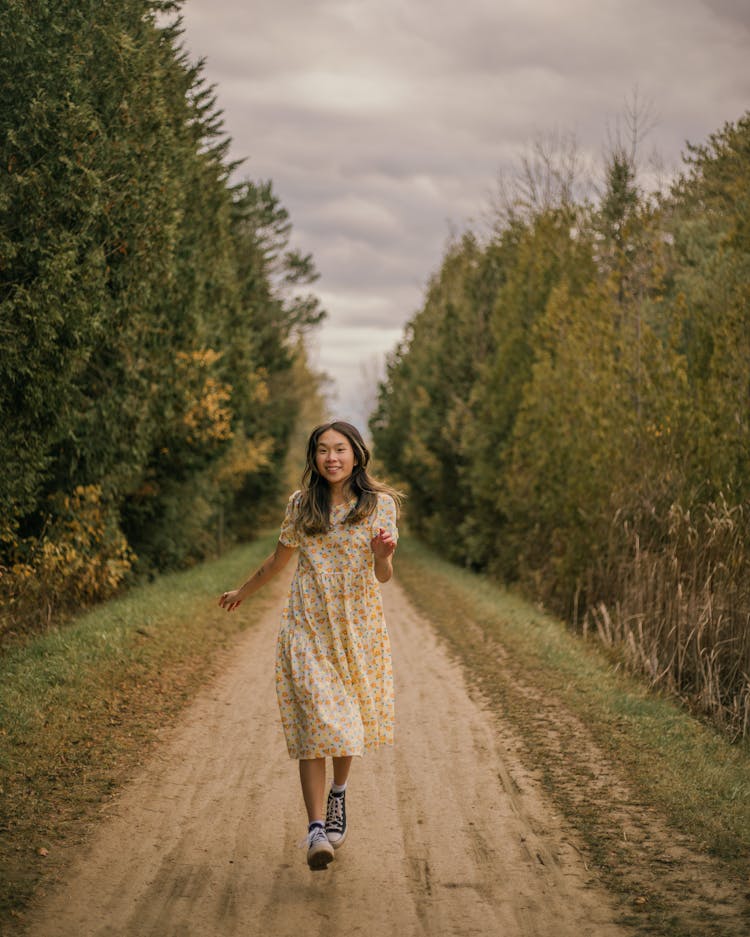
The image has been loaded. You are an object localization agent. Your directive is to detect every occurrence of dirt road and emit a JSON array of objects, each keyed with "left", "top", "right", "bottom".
[{"left": 25, "top": 577, "right": 627, "bottom": 937}]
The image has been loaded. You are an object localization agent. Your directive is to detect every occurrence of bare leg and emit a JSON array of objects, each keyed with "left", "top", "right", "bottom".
[
  {"left": 332, "top": 755, "right": 353, "bottom": 786},
  {"left": 299, "top": 758, "right": 326, "bottom": 823}
]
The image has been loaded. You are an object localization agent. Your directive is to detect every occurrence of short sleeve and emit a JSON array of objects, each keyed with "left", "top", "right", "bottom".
[
  {"left": 279, "top": 491, "right": 301, "bottom": 548},
  {"left": 372, "top": 493, "right": 398, "bottom": 544}
]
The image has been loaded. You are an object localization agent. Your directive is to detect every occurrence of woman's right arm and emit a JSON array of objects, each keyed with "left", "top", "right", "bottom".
[{"left": 218, "top": 540, "right": 296, "bottom": 612}]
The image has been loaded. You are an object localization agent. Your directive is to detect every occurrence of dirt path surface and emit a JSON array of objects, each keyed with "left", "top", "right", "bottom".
[{"left": 25, "top": 578, "right": 628, "bottom": 937}]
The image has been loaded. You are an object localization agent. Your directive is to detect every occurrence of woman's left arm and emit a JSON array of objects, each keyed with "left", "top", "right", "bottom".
[{"left": 371, "top": 528, "right": 396, "bottom": 583}]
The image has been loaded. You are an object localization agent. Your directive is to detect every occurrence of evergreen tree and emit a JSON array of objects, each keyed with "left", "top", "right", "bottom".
[{"left": 0, "top": 1, "right": 324, "bottom": 627}]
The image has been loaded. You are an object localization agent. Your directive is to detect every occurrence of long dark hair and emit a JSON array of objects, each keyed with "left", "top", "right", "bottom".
[{"left": 294, "top": 421, "right": 402, "bottom": 535}]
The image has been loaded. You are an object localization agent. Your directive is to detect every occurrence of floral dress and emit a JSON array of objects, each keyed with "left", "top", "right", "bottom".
[{"left": 275, "top": 490, "right": 398, "bottom": 759}]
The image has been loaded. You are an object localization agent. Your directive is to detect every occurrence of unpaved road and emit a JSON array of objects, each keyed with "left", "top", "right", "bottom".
[{"left": 25, "top": 577, "right": 627, "bottom": 937}]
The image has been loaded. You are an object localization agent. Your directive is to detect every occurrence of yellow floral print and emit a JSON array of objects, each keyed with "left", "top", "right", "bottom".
[{"left": 275, "top": 491, "right": 398, "bottom": 759}]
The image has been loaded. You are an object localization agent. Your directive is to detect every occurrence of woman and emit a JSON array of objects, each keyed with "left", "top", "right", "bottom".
[{"left": 219, "top": 420, "right": 401, "bottom": 870}]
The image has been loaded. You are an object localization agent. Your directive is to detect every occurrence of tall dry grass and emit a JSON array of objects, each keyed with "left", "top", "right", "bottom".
[{"left": 584, "top": 499, "right": 750, "bottom": 740}]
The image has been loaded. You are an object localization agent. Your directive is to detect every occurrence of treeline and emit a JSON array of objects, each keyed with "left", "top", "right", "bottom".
[
  {"left": 372, "top": 112, "right": 750, "bottom": 738},
  {"left": 0, "top": 1, "right": 323, "bottom": 634}
]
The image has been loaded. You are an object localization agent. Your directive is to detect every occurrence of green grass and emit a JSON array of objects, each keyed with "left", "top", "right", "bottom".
[
  {"left": 396, "top": 536, "right": 750, "bottom": 936},
  {"left": 0, "top": 534, "right": 279, "bottom": 926}
]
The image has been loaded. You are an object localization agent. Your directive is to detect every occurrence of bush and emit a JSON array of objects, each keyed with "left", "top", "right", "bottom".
[{"left": 1, "top": 486, "right": 134, "bottom": 638}]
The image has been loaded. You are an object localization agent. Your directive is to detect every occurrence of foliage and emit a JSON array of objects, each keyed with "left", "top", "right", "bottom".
[
  {"left": 0, "top": 1, "right": 324, "bottom": 635},
  {"left": 372, "top": 111, "right": 750, "bottom": 737},
  {"left": 0, "top": 486, "right": 135, "bottom": 634}
]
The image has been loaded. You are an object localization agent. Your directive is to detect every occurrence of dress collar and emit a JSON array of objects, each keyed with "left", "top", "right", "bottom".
[{"left": 331, "top": 495, "right": 356, "bottom": 511}]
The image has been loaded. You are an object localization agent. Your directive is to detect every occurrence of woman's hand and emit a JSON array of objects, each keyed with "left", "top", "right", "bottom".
[
  {"left": 219, "top": 589, "right": 243, "bottom": 612},
  {"left": 370, "top": 527, "right": 396, "bottom": 559},
  {"left": 218, "top": 541, "right": 296, "bottom": 612}
]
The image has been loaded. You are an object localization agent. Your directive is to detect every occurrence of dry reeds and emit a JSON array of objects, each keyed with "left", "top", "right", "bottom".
[{"left": 585, "top": 498, "right": 750, "bottom": 740}]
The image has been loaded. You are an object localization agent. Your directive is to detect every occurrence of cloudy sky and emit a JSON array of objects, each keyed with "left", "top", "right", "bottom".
[{"left": 179, "top": 0, "right": 749, "bottom": 428}]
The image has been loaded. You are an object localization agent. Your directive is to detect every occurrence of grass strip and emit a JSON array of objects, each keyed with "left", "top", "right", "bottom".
[
  {"left": 396, "top": 537, "right": 750, "bottom": 936},
  {"left": 0, "top": 534, "right": 279, "bottom": 926}
]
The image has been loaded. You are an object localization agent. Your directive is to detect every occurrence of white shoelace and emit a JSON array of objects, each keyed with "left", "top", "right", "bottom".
[
  {"left": 326, "top": 793, "right": 345, "bottom": 832},
  {"left": 298, "top": 825, "right": 328, "bottom": 849}
]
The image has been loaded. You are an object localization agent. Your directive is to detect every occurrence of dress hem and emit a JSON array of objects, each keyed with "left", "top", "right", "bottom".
[{"left": 286, "top": 738, "right": 394, "bottom": 760}]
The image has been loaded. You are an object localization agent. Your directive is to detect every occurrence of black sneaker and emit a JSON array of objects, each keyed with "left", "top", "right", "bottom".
[
  {"left": 306, "top": 824, "right": 334, "bottom": 870},
  {"left": 325, "top": 789, "right": 347, "bottom": 849}
]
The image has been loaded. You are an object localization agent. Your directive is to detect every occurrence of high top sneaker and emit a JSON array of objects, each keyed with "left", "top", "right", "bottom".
[
  {"left": 306, "top": 822, "right": 334, "bottom": 870},
  {"left": 325, "top": 788, "right": 347, "bottom": 848}
]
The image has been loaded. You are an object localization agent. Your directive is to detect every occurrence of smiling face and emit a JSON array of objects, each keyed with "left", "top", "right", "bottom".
[{"left": 314, "top": 428, "right": 356, "bottom": 488}]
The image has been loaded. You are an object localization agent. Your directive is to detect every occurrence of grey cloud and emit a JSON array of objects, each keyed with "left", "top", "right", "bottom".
[
  {"left": 316, "top": 284, "right": 423, "bottom": 329},
  {"left": 702, "top": 0, "right": 750, "bottom": 29}
]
